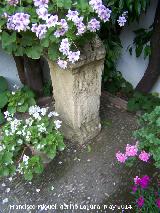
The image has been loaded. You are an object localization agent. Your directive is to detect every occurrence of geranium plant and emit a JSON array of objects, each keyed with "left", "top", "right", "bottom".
[
  {"left": 0, "top": 105, "right": 65, "bottom": 180},
  {"left": 131, "top": 175, "right": 160, "bottom": 212},
  {"left": 0, "top": 0, "right": 127, "bottom": 69}
]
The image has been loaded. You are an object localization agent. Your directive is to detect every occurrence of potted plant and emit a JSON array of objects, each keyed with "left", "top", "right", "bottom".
[
  {"left": 0, "top": 105, "right": 65, "bottom": 180},
  {"left": 0, "top": 0, "right": 127, "bottom": 143}
]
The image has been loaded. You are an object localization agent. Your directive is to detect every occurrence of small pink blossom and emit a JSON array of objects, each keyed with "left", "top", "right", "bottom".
[
  {"left": 125, "top": 144, "right": 138, "bottom": 157},
  {"left": 134, "top": 176, "right": 141, "bottom": 185},
  {"left": 139, "top": 151, "right": 150, "bottom": 162},
  {"left": 156, "top": 198, "right": 160, "bottom": 209},
  {"left": 132, "top": 185, "right": 137, "bottom": 193},
  {"left": 116, "top": 151, "right": 127, "bottom": 163},
  {"left": 140, "top": 175, "right": 150, "bottom": 188},
  {"left": 137, "top": 196, "right": 144, "bottom": 208}
]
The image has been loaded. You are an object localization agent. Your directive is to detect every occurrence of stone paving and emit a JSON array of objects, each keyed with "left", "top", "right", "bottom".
[{"left": 0, "top": 96, "right": 156, "bottom": 213}]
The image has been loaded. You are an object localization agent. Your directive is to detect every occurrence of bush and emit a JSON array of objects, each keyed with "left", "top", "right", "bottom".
[
  {"left": 0, "top": 0, "right": 127, "bottom": 69},
  {"left": 133, "top": 106, "right": 160, "bottom": 169},
  {"left": 0, "top": 105, "right": 65, "bottom": 180},
  {"left": 131, "top": 175, "right": 160, "bottom": 212}
]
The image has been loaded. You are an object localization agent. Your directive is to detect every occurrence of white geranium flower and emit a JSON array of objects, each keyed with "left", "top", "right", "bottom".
[
  {"left": 8, "top": 177, "right": 12, "bottom": 181},
  {"left": 16, "top": 131, "right": 22, "bottom": 135},
  {"left": 40, "top": 108, "right": 48, "bottom": 116},
  {"left": 23, "top": 154, "right": 29, "bottom": 165},
  {"left": 36, "top": 189, "right": 40, "bottom": 193},
  {"left": 54, "top": 120, "right": 62, "bottom": 129},
  {"left": 2, "top": 198, "right": 8, "bottom": 204},
  {"left": 17, "top": 139, "right": 23, "bottom": 145},
  {"left": 48, "top": 111, "right": 59, "bottom": 118},
  {"left": 0, "top": 145, "right": 5, "bottom": 152},
  {"left": 4, "top": 111, "right": 10, "bottom": 118},
  {"left": 6, "top": 188, "right": 10, "bottom": 193}
]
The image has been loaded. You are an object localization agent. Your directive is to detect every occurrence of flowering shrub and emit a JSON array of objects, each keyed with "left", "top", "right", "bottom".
[
  {"left": 131, "top": 175, "right": 160, "bottom": 212},
  {"left": 0, "top": 0, "right": 127, "bottom": 69},
  {"left": 116, "top": 141, "right": 151, "bottom": 166},
  {"left": 133, "top": 106, "right": 160, "bottom": 169},
  {"left": 0, "top": 105, "right": 65, "bottom": 180}
]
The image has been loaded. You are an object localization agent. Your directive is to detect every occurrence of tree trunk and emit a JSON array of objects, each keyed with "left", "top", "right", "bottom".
[
  {"left": 24, "top": 57, "right": 44, "bottom": 97},
  {"left": 13, "top": 56, "right": 26, "bottom": 85},
  {"left": 135, "top": 0, "right": 160, "bottom": 93}
]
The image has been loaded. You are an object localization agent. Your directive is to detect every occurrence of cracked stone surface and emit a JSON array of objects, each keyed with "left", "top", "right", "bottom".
[{"left": 0, "top": 95, "right": 156, "bottom": 213}]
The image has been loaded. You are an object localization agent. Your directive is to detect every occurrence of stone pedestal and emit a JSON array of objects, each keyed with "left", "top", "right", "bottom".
[{"left": 48, "top": 37, "right": 106, "bottom": 144}]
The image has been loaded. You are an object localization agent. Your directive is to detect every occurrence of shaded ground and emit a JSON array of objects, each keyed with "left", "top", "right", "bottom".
[{"left": 0, "top": 96, "right": 157, "bottom": 213}]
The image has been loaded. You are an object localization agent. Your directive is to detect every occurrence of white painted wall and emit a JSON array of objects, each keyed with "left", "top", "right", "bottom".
[
  {"left": 117, "top": 0, "right": 160, "bottom": 92},
  {"left": 0, "top": 47, "right": 22, "bottom": 90}
]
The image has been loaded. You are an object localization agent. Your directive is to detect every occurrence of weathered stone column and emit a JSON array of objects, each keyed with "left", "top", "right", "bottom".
[{"left": 48, "top": 37, "right": 106, "bottom": 144}]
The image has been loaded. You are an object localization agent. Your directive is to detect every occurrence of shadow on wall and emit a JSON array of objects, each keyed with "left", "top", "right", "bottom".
[{"left": 117, "top": 0, "right": 160, "bottom": 93}]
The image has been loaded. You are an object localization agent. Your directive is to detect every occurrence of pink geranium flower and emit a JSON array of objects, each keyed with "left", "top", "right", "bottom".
[
  {"left": 140, "top": 175, "right": 150, "bottom": 189},
  {"left": 116, "top": 151, "right": 127, "bottom": 163},
  {"left": 156, "top": 198, "right": 160, "bottom": 209},
  {"left": 139, "top": 151, "right": 150, "bottom": 162},
  {"left": 137, "top": 196, "right": 144, "bottom": 208},
  {"left": 134, "top": 175, "right": 150, "bottom": 189},
  {"left": 125, "top": 144, "right": 138, "bottom": 157},
  {"left": 132, "top": 185, "right": 137, "bottom": 193},
  {"left": 134, "top": 176, "right": 141, "bottom": 185}
]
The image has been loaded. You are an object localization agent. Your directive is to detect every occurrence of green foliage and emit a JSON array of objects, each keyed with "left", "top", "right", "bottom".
[
  {"left": 20, "top": 156, "right": 44, "bottom": 181},
  {"left": 7, "top": 86, "right": 36, "bottom": 115},
  {"left": 101, "top": 0, "right": 151, "bottom": 96},
  {"left": 104, "top": 0, "right": 151, "bottom": 23},
  {"left": 103, "top": 70, "right": 134, "bottom": 96},
  {"left": 128, "top": 27, "right": 153, "bottom": 59},
  {"left": 101, "top": 31, "right": 133, "bottom": 96},
  {"left": 0, "top": 76, "right": 8, "bottom": 124},
  {"left": 0, "top": 77, "right": 36, "bottom": 124},
  {"left": 133, "top": 106, "right": 160, "bottom": 168},
  {"left": 43, "top": 80, "right": 53, "bottom": 97},
  {"left": 0, "top": 105, "right": 65, "bottom": 180},
  {"left": 0, "top": 76, "right": 8, "bottom": 92},
  {"left": 127, "top": 92, "right": 160, "bottom": 112},
  {"left": 131, "top": 176, "right": 160, "bottom": 212}
]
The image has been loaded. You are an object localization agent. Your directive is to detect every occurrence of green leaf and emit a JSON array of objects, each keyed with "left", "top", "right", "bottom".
[
  {"left": 7, "top": 106, "right": 16, "bottom": 115},
  {"left": 26, "top": 45, "right": 42, "bottom": 59},
  {"left": 17, "top": 103, "right": 29, "bottom": 112},
  {"left": 0, "top": 92, "right": 8, "bottom": 108},
  {"left": 24, "top": 171, "right": 33, "bottom": 181},
  {"left": 0, "top": 109, "right": 5, "bottom": 124},
  {"left": 58, "top": 141, "right": 65, "bottom": 151},
  {"left": 0, "top": 76, "right": 8, "bottom": 92},
  {"left": 1, "top": 32, "right": 16, "bottom": 49},
  {"left": 136, "top": 45, "right": 143, "bottom": 57},
  {"left": 48, "top": 43, "right": 59, "bottom": 61}
]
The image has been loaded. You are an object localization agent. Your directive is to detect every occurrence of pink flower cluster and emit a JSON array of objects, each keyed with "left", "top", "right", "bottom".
[
  {"left": 5, "top": 0, "right": 127, "bottom": 69},
  {"left": 137, "top": 196, "right": 144, "bottom": 208},
  {"left": 58, "top": 38, "right": 80, "bottom": 67},
  {"left": 116, "top": 141, "right": 151, "bottom": 164},
  {"left": 8, "top": 0, "right": 18, "bottom": 5},
  {"left": 134, "top": 175, "right": 150, "bottom": 189},
  {"left": 7, "top": 13, "right": 30, "bottom": 32}
]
